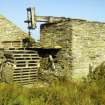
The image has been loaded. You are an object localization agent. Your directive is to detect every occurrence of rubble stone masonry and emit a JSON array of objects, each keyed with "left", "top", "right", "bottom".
[
  {"left": 0, "top": 16, "right": 27, "bottom": 48},
  {"left": 40, "top": 19, "right": 105, "bottom": 79}
]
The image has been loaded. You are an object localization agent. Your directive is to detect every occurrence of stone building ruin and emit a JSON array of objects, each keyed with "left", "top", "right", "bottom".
[
  {"left": 0, "top": 14, "right": 105, "bottom": 84},
  {"left": 40, "top": 19, "right": 105, "bottom": 79}
]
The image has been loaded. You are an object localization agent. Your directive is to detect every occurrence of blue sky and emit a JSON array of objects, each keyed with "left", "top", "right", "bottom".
[{"left": 0, "top": 0, "right": 105, "bottom": 40}]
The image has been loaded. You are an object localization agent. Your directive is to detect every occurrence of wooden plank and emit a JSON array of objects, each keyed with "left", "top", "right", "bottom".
[
  {"left": 14, "top": 56, "right": 40, "bottom": 59},
  {"left": 13, "top": 77, "right": 37, "bottom": 81},
  {"left": 14, "top": 59, "right": 40, "bottom": 61},
  {"left": 14, "top": 67, "right": 38, "bottom": 70},
  {"left": 13, "top": 53, "right": 38, "bottom": 56},
  {"left": 14, "top": 57, "right": 40, "bottom": 60},
  {"left": 14, "top": 69, "right": 38, "bottom": 72},
  {"left": 7, "top": 47, "right": 35, "bottom": 50},
  {"left": 14, "top": 72, "right": 37, "bottom": 75},
  {"left": 14, "top": 70, "right": 37, "bottom": 73},
  {"left": 13, "top": 72, "right": 37, "bottom": 76},
  {"left": 16, "top": 73, "right": 37, "bottom": 76},
  {"left": 15, "top": 66, "right": 38, "bottom": 69},
  {"left": 12, "top": 51, "right": 37, "bottom": 54},
  {"left": 14, "top": 71, "right": 37, "bottom": 74},
  {"left": 16, "top": 63, "right": 38, "bottom": 65},
  {"left": 13, "top": 74, "right": 37, "bottom": 78}
]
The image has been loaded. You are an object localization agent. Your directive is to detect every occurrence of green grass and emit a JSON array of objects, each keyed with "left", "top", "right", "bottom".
[
  {"left": 1, "top": 60, "right": 105, "bottom": 105},
  {"left": 0, "top": 79, "right": 105, "bottom": 105}
]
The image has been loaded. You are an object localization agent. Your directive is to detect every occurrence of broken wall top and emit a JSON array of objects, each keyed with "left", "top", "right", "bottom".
[{"left": 40, "top": 18, "right": 105, "bottom": 48}]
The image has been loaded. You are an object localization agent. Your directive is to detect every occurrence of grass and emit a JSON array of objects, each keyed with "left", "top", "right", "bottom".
[
  {"left": 1, "top": 61, "right": 105, "bottom": 105},
  {"left": 0, "top": 79, "right": 105, "bottom": 105}
]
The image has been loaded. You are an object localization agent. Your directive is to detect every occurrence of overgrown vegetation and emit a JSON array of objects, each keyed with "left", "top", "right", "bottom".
[
  {"left": 22, "top": 37, "right": 36, "bottom": 48},
  {"left": 0, "top": 62, "right": 105, "bottom": 105},
  {"left": 0, "top": 79, "right": 104, "bottom": 105},
  {"left": 87, "top": 61, "right": 105, "bottom": 82}
]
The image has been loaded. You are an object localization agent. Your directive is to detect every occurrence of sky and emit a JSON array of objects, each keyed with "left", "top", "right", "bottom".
[{"left": 0, "top": 0, "right": 105, "bottom": 40}]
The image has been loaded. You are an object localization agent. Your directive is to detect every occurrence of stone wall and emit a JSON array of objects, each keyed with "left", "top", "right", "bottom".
[
  {"left": 40, "top": 21, "right": 73, "bottom": 79},
  {"left": 40, "top": 19, "right": 105, "bottom": 79},
  {"left": 0, "top": 16, "right": 27, "bottom": 48}
]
